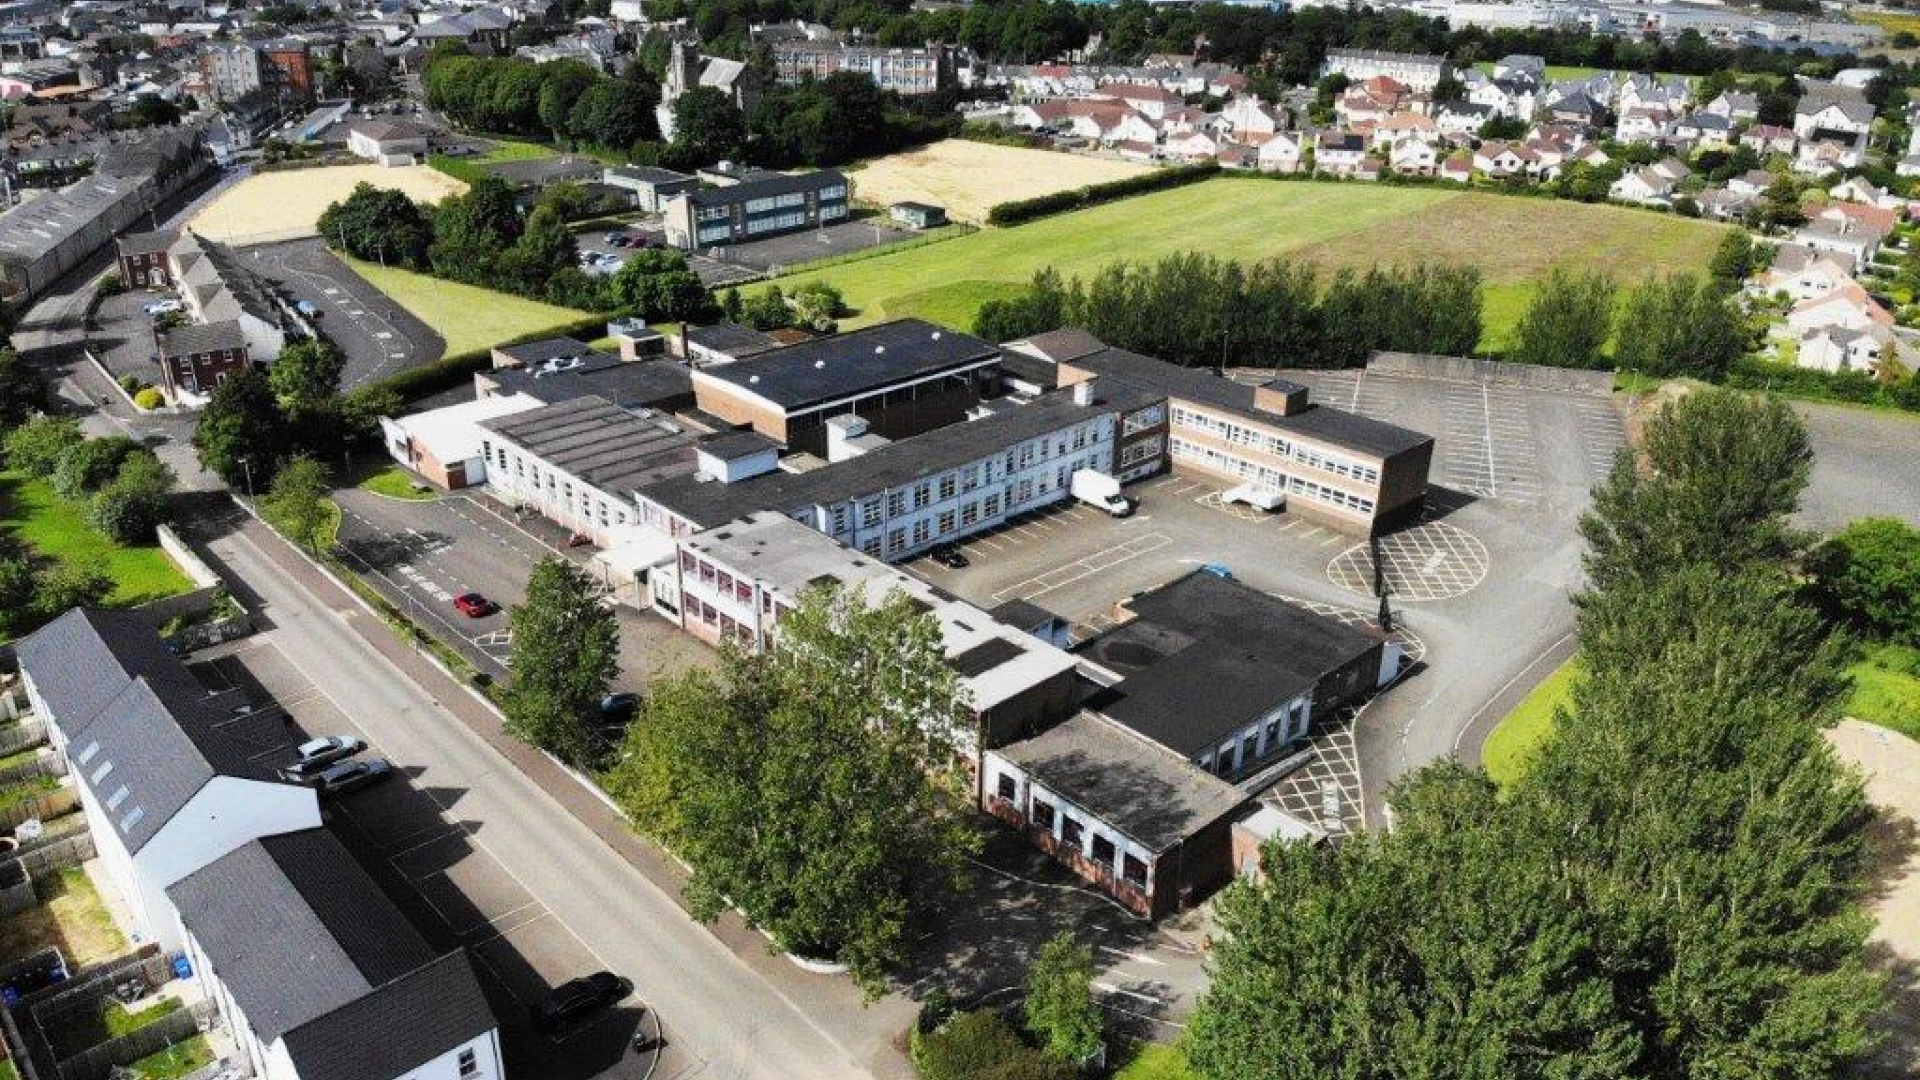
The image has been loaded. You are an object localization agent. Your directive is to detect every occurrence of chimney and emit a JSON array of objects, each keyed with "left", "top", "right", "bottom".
[
  {"left": 1253, "top": 378, "right": 1309, "bottom": 417},
  {"left": 1071, "top": 374, "right": 1097, "bottom": 406}
]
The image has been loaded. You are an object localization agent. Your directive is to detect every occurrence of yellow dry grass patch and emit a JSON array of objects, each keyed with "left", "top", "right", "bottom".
[
  {"left": 849, "top": 140, "right": 1153, "bottom": 223},
  {"left": 186, "top": 165, "right": 467, "bottom": 245}
]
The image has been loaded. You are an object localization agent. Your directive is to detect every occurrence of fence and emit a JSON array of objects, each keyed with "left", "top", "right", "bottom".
[
  {"left": 0, "top": 719, "right": 48, "bottom": 757},
  {"left": 0, "top": 754, "right": 65, "bottom": 788},
  {"left": 0, "top": 788, "right": 79, "bottom": 832},
  {"left": 55, "top": 1004, "right": 204, "bottom": 1080},
  {"left": 8, "top": 833, "right": 95, "bottom": 878},
  {"left": 0, "top": 863, "right": 35, "bottom": 918},
  {"left": 1367, "top": 352, "right": 1615, "bottom": 397}
]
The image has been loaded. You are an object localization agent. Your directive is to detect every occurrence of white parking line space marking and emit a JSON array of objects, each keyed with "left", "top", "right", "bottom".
[{"left": 992, "top": 532, "right": 1172, "bottom": 604}]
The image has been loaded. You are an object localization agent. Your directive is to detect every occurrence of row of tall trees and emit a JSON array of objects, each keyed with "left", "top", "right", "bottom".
[
  {"left": 426, "top": 53, "right": 661, "bottom": 153},
  {"left": 974, "top": 255, "right": 1484, "bottom": 368},
  {"left": 1507, "top": 264, "right": 1751, "bottom": 377},
  {"left": 1186, "top": 390, "right": 1886, "bottom": 1080}
]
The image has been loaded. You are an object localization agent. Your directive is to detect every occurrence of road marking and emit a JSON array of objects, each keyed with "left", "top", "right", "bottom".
[
  {"left": 1097, "top": 946, "right": 1164, "bottom": 966},
  {"left": 1093, "top": 983, "right": 1166, "bottom": 1006}
]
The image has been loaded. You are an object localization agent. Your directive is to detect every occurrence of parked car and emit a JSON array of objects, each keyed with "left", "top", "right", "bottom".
[
  {"left": 600, "top": 693, "right": 639, "bottom": 723},
  {"left": 1199, "top": 563, "right": 1235, "bottom": 580},
  {"left": 142, "top": 299, "right": 182, "bottom": 316},
  {"left": 453, "top": 593, "right": 499, "bottom": 617},
  {"left": 533, "top": 972, "right": 632, "bottom": 1033},
  {"left": 929, "top": 544, "right": 969, "bottom": 569},
  {"left": 566, "top": 532, "right": 593, "bottom": 548},
  {"left": 603, "top": 232, "right": 625, "bottom": 244},
  {"left": 1221, "top": 483, "right": 1285, "bottom": 512},
  {"left": 279, "top": 736, "right": 367, "bottom": 782},
  {"left": 312, "top": 757, "right": 392, "bottom": 796},
  {"left": 295, "top": 300, "right": 320, "bottom": 317}
]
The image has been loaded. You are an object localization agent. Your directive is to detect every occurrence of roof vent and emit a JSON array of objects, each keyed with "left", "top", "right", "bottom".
[
  {"left": 931, "top": 331, "right": 942, "bottom": 340},
  {"left": 749, "top": 375, "right": 760, "bottom": 383},
  {"left": 814, "top": 359, "right": 825, "bottom": 369},
  {"left": 875, "top": 345, "right": 885, "bottom": 355}
]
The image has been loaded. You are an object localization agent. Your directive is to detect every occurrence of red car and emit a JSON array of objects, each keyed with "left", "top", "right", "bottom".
[{"left": 453, "top": 592, "right": 499, "bottom": 617}]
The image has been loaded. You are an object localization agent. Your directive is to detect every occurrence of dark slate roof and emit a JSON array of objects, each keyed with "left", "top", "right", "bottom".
[
  {"left": 697, "top": 428, "right": 780, "bottom": 459},
  {"left": 997, "top": 713, "right": 1248, "bottom": 853},
  {"left": 15, "top": 608, "right": 197, "bottom": 736},
  {"left": 115, "top": 229, "right": 174, "bottom": 256},
  {"left": 1080, "top": 571, "right": 1382, "bottom": 758},
  {"left": 487, "top": 352, "right": 693, "bottom": 411},
  {"left": 480, "top": 394, "right": 699, "bottom": 494},
  {"left": 1067, "top": 346, "right": 1432, "bottom": 459},
  {"left": 683, "top": 168, "right": 847, "bottom": 208},
  {"left": 640, "top": 390, "right": 1107, "bottom": 526},
  {"left": 159, "top": 319, "right": 247, "bottom": 357},
  {"left": 684, "top": 322, "right": 781, "bottom": 357},
  {"left": 165, "top": 829, "right": 441, "bottom": 1043},
  {"left": 280, "top": 952, "right": 496, "bottom": 1080},
  {"left": 200, "top": 239, "right": 283, "bottom": 325},
  {"left": 605, "top": 164, "right": 695, "bottom": 186},
  {"left": 1007, "top": 328, "right": 1106, "bottom": 364},
  {"left": 697, "top": 319, "right": 998, "bottom": 412}
]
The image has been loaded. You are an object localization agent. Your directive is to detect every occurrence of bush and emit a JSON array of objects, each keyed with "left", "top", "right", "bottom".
[
  {"left": 1724, "top": 357, "right": 1917, "bottom": 412},
  {"left": 97, "top": 272, "right": 125, "bottom": 296},
  {"left": 911, "top": 1010, "right": 1072, "bottom": 1080},
  {"left": 117, "top": 373, "right": 141, "bottom": 394},
  {"left": 985, "top": 163, "right": 1221, "bottom": 226},
  {"left": 2, "top": 414, "right": 84, "bottom": 476},
  {"left": 133, "top": 387, "right": 166, "bottom": 410},
  {"left": 51, "top": 436, "right": 141, "bottom": 499}
]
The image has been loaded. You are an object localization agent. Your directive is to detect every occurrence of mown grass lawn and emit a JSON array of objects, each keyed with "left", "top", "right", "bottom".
[
  {"left": 357, "top": 464, "right": 439, "bottom": 501},
  {"left": 341, "top": 258, "right": 593, "bottom": 358},
  {"left": 1482, "top": 658, "right": 1582, "bottom": 787},
  {"left": 768, "top": 178, "right": 1726, "bottom": 353},
  {"left": 1848, "top": 643, "right": 1920, "bottom": 741},
  {"left": 0, "top": 867, "right": 129, "bottom": 969},
  {"left": 125, "top": 1035, "right": 212, "bottom": 1080},
  {"left": 0, "top": 470, "right": 192, "bottom": 609},
  {"left": 1113, "top": 1042, "right": 1201, "bottom": 1080}
]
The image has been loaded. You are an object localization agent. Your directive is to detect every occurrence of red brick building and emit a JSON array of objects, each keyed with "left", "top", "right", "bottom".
[
  {"left": 115, "top": 230, "right": 174, "bottom": 288},
  {"left": 156, "top": 320, "right": 250, "bottom": 400}
]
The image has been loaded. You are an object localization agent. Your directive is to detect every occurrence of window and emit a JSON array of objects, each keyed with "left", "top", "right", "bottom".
[
  {"left": 861, "top": 499, "right": 883, "bottom": 528},
  {"left": 937, "top": 510, "right": 956, "bottom": 535},
  {"left": 459, "top": 1048, "right": 479, "bottom": 1077},
  {"left": 1061, "top": 815, "right": 1085, "bottom": 849},
  {"left": 960, "top": 501, "right": 979, "bottom": 527},
  {"left": 1031, "top": 798, "right": 1055, "bottom": 831},
  {"left": 887, "top": 491, "right": 906, "bottom": 516},
  {"left": 997, "top": 773, "right": 1017, "bottom": 801},
  {"left": 913, "top": 482, "right": 931, "bottom": 508},
  {"left": 912, "top": 519, "right": 931, "bottom": 545},
  {"left": 938, "top": 475, "right": 956, "bottom": 499},
  {"left": 1090, "top": 834, "right": 1116, "bottom": 869},
  {"left": 888, "top": 527, "right": 906, "bottom": 554}
]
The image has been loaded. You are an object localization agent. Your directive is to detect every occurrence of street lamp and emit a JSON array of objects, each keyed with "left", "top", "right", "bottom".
[{"left": 240, "top": 457, "right": 255, "bottom": 503}]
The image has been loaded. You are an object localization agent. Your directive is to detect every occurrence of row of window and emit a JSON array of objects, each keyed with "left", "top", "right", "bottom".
[
  {"left": 1169, "top": 405, "right": 1381, "bottom": 484},
  {"left": 999, "top": 774, "right": 1150, "bottom": 889},
  {"left": 1118, "top": 435, "right": 1165, "bottom": 468},
  {"left": 743, "top": 192, "right": 808, "bottom": 213},
  {"left": 1195, "top": 703, "right": 1307, "bottom": 779},
  {"left": 1169, "top": 438, "right": 1376, "bottom": 516},
  {"left": 826, "top": 422, "right": 1111, "bottom": 539},
  {"left": 487, "top": 443, "right": 631, "bottom": 528},
  {"left": 1121, "top": 403, "right": 1167, "bottom": 435}
]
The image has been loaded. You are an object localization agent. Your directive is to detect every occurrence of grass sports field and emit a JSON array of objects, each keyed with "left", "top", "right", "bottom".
[
  {"left": 341, "top": 257, "right": 591, "bottom": 356},
  {"left": 186, "top": 165, "right": 467, "bottom": 245},
  {"left": 772, "top": 178, "right": 1728, "bottom": 353},
  {"left": 848, "top": 140, "right": 1153, "bottom": 223}
]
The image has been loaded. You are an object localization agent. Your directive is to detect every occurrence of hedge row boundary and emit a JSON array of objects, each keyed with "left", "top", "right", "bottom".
[
  {"left": 984, "top": 162, "right": 1221, "bottom": 226},
  {"left": 367, "top": 314, "right": 611, "bottom": 403}
]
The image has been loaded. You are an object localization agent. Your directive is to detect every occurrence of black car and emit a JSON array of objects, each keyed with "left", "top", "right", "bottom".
[
  {"left": 929, "top": 544, "right": 969, "bottom": 569},
  {"left": 533, "top": 971, "right": 632, "bottom": 1033},
  {"left": 600, "top": 693, "right": 640, "bottom": 723},
  {"left": 313, "top": 757, "right": 393, "bottom": 796}
]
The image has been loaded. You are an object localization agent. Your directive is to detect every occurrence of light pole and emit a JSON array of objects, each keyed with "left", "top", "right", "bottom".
[{"left": 240, "top": 457, "right": 256, "bottom": 504}]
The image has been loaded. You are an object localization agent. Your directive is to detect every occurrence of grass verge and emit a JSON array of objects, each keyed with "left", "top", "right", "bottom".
[
  {"left": 1483, "top": 658, "right": 1582, "bottom": 787},
  {"left": 0, "top": 470, "right": 193, "bottom": 607},
  {"left": 0, "top": 867, "right": 129, "bottom": 969},
  {"left": 357, "top": 465, "right": 439, "bottom": 501},
  {"left": 1114, "top": 1042, "right": 1201, "bottom": 1080},
  {"left": 1848, "top": 643, "right": 1920, "bottom": 740},
  {"left": 341, "top": 257, "right": 594, "bottom": 358},
  {"left": 259, "top": 496, "right": 341, "bottom": 553},
  {"left": 125, "top": 1035, "right": 212, "bottom": 1080}
]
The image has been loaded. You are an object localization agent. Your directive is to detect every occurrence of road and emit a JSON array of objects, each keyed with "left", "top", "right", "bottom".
[{"left": 200, "top": 516, "right": 906, "bottom": 1080}]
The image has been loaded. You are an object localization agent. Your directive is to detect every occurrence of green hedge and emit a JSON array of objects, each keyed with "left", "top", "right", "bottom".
[
  {"left": 985, "top": 162, "right": 1221, "bottom": 226},
  {"left": 368, "top": 315, "right": 611, "bottom": 402},
  {"left": 1724, "top": 356, "right": 1920, "bottom": 412},
  {"left": 427, "top": 155, "right": 489, "bottom": 185}
]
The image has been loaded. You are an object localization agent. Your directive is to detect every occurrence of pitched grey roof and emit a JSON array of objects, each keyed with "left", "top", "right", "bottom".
[
  {"left": 280, "top": 952, "right": 496, "bottom": 1080},
  {"left": 167, "top": 829, "right": 437, "bottom": 1041},
  {"left": 480, "top": 394, "right": 700, "bottom": 494},
  {"left": 159, "top": 319, "right": 248, "bottom": 357},
  {"left": 15, "top": 608, "right": 198, "bottom": 736},
  {"left": 682, "top": 169, "right": 847, "bottom": 209}
]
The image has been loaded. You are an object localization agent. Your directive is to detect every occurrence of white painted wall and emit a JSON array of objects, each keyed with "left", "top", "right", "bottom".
[{"left": 131, "top": 778, "right": 321, "bottom": 950}]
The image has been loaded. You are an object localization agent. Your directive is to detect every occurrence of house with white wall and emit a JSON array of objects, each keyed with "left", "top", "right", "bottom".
[
  {"left": 168, "top": 829, "right": 502, "bottom": 1080},
  {"left": 14, "top": 609, "right": 323, "bottom": 952}
]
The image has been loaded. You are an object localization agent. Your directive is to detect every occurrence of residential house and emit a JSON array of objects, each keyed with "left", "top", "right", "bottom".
[
  {"left": 1544, "top": 89, "right": 1605, "bottom": 128},
  {"left": 1436, "top": 100, "right": 1495, "bottom": 136},
  {"left": 1094, "top": 81, "right": 1181, "bottom": 121},
  {"left": 1609, "top": 164, "right": 1681, "bottom": 205},
  {"left": 1255, "top": 129, "right": 1305, "bottom": 174},
  {"left": 156, "top": 320, "right": 251, "bottom": 401},
  {"left": 168, "top": 231, "right": 289, "bottom": 362},
  {"left": 1674, "top": 110, "right": 1734, "bottom": 149},
  {"left": 1829, "top": 176, "right": 1907, "bottom": 212},
  {"left": 1703, "top": 89, "right": 1760, "bottom": 122},
  {"left": 1794, "top": 84, "right": 1874, "bottom": 142},
  {"left": 1313, "top": 131, "right": 1368, "bottom": 177},
  {"left": 1795, "top": 136, "right": 1866, "bottom": 175},
  {"left": 1762, "top": 244, "right": 1858, "bottom": 299},
  {"left": 1387, "top": 135, "right": 1438, "bottom": 176},
  {"left": 1796, "top": 324, "right": 1896, "bottom": 375},
  {"left": 114, "top": 229, "right": 172, "bottom": 288},
  {"left": 1741, "top": 123, "right": 1798, "bottom": 156},
  {"left": 1728, "top": 169, "right": 1776, "bottom": 198},
  {"left": 1439, "top": 152, "right": 1473, "bottom": 183},
  {"left": 1492, "top": 53, "right": 1546, "bottom": 83},
  {"left": 1615, "top": 106, "right": 1672, "bottom": 143},
  {"left": 13, "top": 609, "right": 324, "bottom": 953},
  {"left": 1219, "top": 95, "right": 1283, "bottom": 136},
  {"left": 1320, "top": 48, "right": 1450, "bottom": 92},
  {"left": 1795, "top": 212, "right": 1887, "bottom": 266},
  {"left": 1787, "top": 281, "right": 1895, "bottom": 336},
  {"left": 1369, "top": 111, "right": 1437, "bottom": 150},
  {"left": 1474, "top": 139, "right": 1526, "bottom": 177}
]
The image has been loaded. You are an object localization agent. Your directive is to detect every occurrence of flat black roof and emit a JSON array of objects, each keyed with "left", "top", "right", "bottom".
[
  {"left": 1080, "top": 571, "right": 1382, "bottom": 758},
  {"left": 480, "top": 395, "right": 699, "bottom": 494},
  {"left": 686, "top": 321, "right": 781, "bottom": 356},
  {"left": 1067, "top": 346, "right": 1432, "bottom": 459},
  {"left": 642, "top": 390, "right": 1106, "bottom": 526},
  {"left": 698, "top": 428, "right": 781, "bottom": 459},
  {"left": 606, "top": 164, "right": 695, "bottom": 185},
  {"left": 495, "top": 336, "right": 597, "bottom": 365},
  {"left": 698, "top": 319, "right": 998, "bottom": 413},
  {"left": 685, "top": 168, "right": 847, "bottom": 207},
  {"left": 487, "top": 353, "right": 693, "bottom": 411}
]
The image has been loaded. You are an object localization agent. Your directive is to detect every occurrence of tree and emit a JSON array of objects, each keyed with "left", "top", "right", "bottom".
[
  {"left": 503, "top": 557, "right": 620, "bottom": 765},
  {"left": 121, "top": 94, "right": 181, "bottom": 129},
  {"left": 261, "top": 456, "right": 333, "bottom": 552},
  {"left": 33, "top": 562, "right": 112, "bottom": 619},
  {"left": 430, "top": 176, "right": 524, "bottom": 281},
  {"left": 1506, "top": 268, "right": 1616, "bottom": 369},
  {"left": 1708, "top": 229, "right": 1758, "bottom": 289},
  {"left": 669, "top": 86, "right": 747, "bottom": 164},
  {"left": 1580, "top": 389, "right": 1813, "bottom": 592},
  {"left": 193, "top": 369, "right": 288, "bottom": 491},
  {"left": 267, "top": 339, "right": 346, "bottom": 418},
  {"left": 537, "top": 60, "right": 599, "bottom": 138},
  {"left": 335, "top": 385, "right": 404, "bottom": 448},
  {"left": 607, "top": 249, "right": 714, "bottom": 322},
  {"left": 51, "top": 436, "right": 141, "bottom": 499},
  {"left": 0, "top": 346, "right": 46, "bottom": 426},
  {"left": 90, "top": 451, "right": 175, "bottom": 543},
  {"left": 606, "top": 583, "right": 980, "bottom": 996},
  {"left": 1612, "top": 272, "right": 1747, "bottom": 380},
  {"left": 503, "top": 205, "right": 579, "bottom": 295},
  {"left": 914, "top": 1010, "right": 1072, "bottom": 1080},
  {"left": 1807, "top": 517, "right": 1920, "bottom": 645},
  {"left": 3, "top": 414, "right": 84, "bottom": 476},
  {"left": 317, "top": 183, "right": 434, "bottom": 269},
  {"left": 567, "top": 79, "right": 657, "bottom": 150},
  {"left": 1023, "top": 934, "right": 1102, "bottom": 1063}
]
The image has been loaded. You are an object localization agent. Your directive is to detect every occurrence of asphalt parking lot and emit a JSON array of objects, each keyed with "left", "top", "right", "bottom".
[
  {"left": 574, "top": 222, "right": 767, "bottom": 289},
  {"left": 185, "top": 637, "right": 680, "bottom": 1080},
  {"left": 1793, "top": 401, "right": 1920, "bottom": 531},
  {"left": 242, "top": 238, "right": 447, "bottom": 386},
  {"left": 910, "top": 367, "right": 1630, "bottom": 825},
  {"left": 332, "top": 484, "right": 712, "bottom": 687},
  {"left": 87, "top": 289, "right": 168, "bottom": 389}
]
